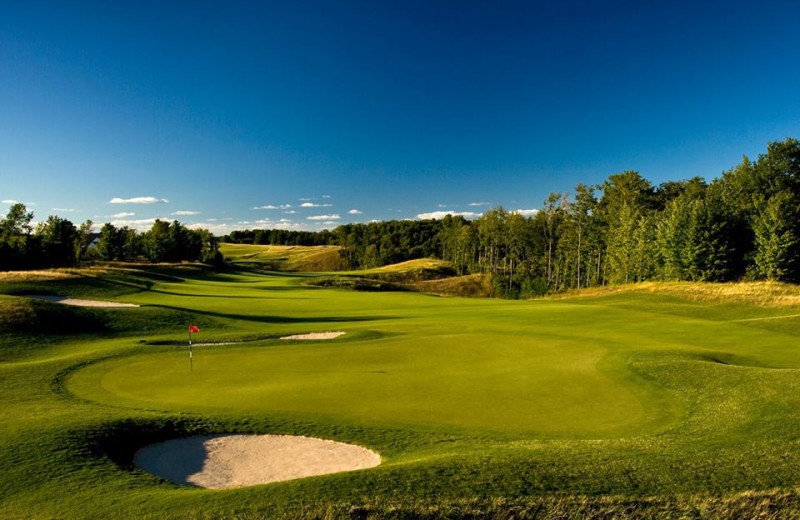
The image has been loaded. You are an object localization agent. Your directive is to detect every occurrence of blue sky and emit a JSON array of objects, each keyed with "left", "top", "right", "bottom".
[{"left": 1, "top": 0, "right": 799, "bottom": 233}]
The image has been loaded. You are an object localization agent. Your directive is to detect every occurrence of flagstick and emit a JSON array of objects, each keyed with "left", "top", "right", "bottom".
[{"left": 189, "top": 328, "right": 193, "bottom": 373}]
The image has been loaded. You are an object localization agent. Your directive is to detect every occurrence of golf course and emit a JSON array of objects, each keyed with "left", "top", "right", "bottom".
[{"left": 3, "top": 256, "right": 800, "bottom": 519}]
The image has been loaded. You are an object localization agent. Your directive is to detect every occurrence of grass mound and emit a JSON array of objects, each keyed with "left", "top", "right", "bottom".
[
  {"left": 305, "top": 276, "right": 407, "bottom": 292},
  {"left": 0, "top": 297, "right": 107, "bottom": 335},
  {"left": 409, "top": 273, "right": 492, "bottom": 297},
  {"left": 221, "top": 244, "right": 346, "bottom": 271}
]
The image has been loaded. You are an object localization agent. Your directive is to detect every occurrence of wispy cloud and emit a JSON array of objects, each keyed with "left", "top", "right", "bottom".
[
  {"left": 252, "top": 204, "right": 279, "bottom": 210},
  {"left": 322, "top": 194, "right": 331, "bottom": 199},
  {"left": 417, "top": 210, "right": 480, "bottom": 220},
  {"left": 109, "top": 196, "right": 169, "bottom": 204},
  {"left": 1, "top": 199, "right": 19, "bottom": 204},
  {"left": 252, "top": 218, "right": 305, "bottom": 230},
  {"left": 111, "top": 212, "right": 135, "bottom": 218},
  {"left": 299, "top": 197, "right": 312, "bottom": 201},
  {"left": 300, "top": 202, "right": 332, "bottom": 208},
  {"left": 307, "top": 214, "right": 340, "bottom": 221},
  {"left": 172, "top": 210, "right": 200, "bottom": 216},
  {"left": 348, "top": 209, "right": 363, "bottom": 215},
  {"left": 512, "top": 208, "right": 539, "bottom": 216},
  {"left": 468, "top": 202, "right": 491, "bottom": 207},
  {"left": 52, "top": 207, "right": 76, "bottom": 212}
]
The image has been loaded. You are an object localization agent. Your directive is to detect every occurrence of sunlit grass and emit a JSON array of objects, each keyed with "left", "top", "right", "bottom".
[{"left": 4, "top": 266, "right": 800, "bottom": 518}]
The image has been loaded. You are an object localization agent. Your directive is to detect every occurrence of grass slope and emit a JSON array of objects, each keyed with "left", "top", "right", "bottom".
[
  {"left": 221, "top": 244, "right": 345, "bottom": 272},
  {"left": 3, "top": 267, "right": 800, "bottom": 518}
]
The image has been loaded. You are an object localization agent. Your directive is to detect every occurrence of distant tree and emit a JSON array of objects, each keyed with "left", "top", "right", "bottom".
[
  {"left": 74, "top": 220, "right": 94, "bottom": 262},
  {"left": 0, "top": 203, "right": 34, "bottom": 270},
  {"left": 35, "top": 216, "right": 78, "bottom": 267},
  {"left": 95, "top": 223, "right": 126, "bottom": 261}
]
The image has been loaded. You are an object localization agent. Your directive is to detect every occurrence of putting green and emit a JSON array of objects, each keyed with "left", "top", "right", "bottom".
[{"left": 71, "top": 334, "right": 656, "bottom": 436}]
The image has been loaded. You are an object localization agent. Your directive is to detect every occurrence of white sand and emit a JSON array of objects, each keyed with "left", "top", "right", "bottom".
[
  {"left": 279, "top": 331, "right": 346, "bottom": 340},
  {"left": 26, "top": 295, "right": 140, "bottom": 308},
  {"left": 133, "top": 434, "right": 380, "bottom": 489}
]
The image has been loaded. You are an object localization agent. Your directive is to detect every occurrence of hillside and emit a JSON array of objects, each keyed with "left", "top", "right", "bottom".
[{"left": 220, "top": 244, "right": 345, "bottom": 272}]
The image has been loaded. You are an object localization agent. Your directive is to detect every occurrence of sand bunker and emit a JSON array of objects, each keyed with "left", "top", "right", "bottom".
[
  {"left": 26, "top": 295, "right": 139, "bottom": 308},
  {"left": 134, "top": 434, "right": 380, "bottom": 488},
  {"left": 279, "top": 331, "right": 346, "bottom": 340}
]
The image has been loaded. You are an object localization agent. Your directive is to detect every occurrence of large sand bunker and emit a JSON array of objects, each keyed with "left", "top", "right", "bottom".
[
  {"left": 133, "top": 434, "right": 380, "bottom": 488},
  {"left": 26, "top": 295, "right": 139, "bottom": 308}
]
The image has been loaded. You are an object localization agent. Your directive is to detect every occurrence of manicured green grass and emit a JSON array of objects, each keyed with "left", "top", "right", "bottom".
[{"left": 4, "top": 266, "right": 800, "bottom": 518}]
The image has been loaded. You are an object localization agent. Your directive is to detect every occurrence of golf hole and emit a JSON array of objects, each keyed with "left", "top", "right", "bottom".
[{"left": 133, "top": 434, "right": 381, "bottom": 488}]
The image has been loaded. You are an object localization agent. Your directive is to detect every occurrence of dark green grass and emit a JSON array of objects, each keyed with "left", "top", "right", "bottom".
[{"left": 3, "top": 266, "right": 800, "bottom": 518}]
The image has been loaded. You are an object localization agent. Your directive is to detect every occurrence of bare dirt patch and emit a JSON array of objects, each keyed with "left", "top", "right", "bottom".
[
  {"left": 133, "top": 434, "right": 380, "bottom": 488},
  {"left": 26, "top": 295, "right": 140, "bottom": 308}
]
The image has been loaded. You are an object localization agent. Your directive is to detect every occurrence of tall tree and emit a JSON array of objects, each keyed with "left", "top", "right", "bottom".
[{"left": 752, "top": 191, "right": 799, "bottom": 281}]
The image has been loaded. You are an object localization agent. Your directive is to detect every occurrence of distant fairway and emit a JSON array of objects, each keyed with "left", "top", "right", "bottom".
[{"left": 5, "top": 265, "right": 800, "bottom": 518}]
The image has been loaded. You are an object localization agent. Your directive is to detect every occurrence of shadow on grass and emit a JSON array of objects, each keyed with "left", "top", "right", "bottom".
[{"left": 146, "top": 304, "right": 400, "bottom": 325}]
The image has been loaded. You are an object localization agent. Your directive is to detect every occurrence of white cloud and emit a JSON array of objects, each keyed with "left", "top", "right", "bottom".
[
  {"left": 172, "top": 210, "right": 200, "bottom": 216},
  {"left": 52, "top": 207, "right": 76, "bottom": 212},
  {"left": 300, "top": 202, "right": 332, "bottom": 208},
  {"left": 108, "top": 217, "right": 161, "bottom": 231},
  {"left": 417, "top": 210, "right": 480, "bottom": 220},
  {"left": 437, "top": 204, "right": 447, "bottom": 208},
  {"left": 112, "top": 212, "right": 135, "bottom": 218},
  {"left": 369, "top": 219, "right": 379, "bottom": 223},
  {"left": 299, "top": 197, "right": 312, "bottom": 201},
  {"left": 109, "top": 196, "right": 169, "bottom": 204},
  {"left": 322, "top": 194, "right": 331, "bottom": 199},
  {"left": 2, "top": 199, "right": 19, "bottom": 204},
  {"left": 468, "top": 202, "right": 491, "bottom": 207},
  {"left": 348, "top": 209, "right": 363, "bottom": 215},
  {"left": 253, "top": 204, "right": 279, "bottom": 210},
  {"left": 512, "top": 208, "right": 539, "bottom": 216},
  {"left": 321, "top": 221, "right": 337, "bottom": 225},
  {"left": 284, "top": 210, "right": 297, "bottom": 214},
  {"left": 307, "top": 214, "right": 340, "bottom": 221}
]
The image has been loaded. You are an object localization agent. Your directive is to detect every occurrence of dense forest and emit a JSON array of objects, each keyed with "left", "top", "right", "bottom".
[
  {"left": 0, "top": 211, "right": 221, "bottom": 270},
  {"left": 3, "top": 138, "right": 799, "bottom": 297},
  {"left": 225, "top": 138, "right": 800, "bottom": 297}
]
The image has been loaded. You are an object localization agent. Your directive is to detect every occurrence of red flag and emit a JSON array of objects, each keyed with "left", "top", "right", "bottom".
[{"left": 188, "top": 325, "right": 200, "bottom": 333}]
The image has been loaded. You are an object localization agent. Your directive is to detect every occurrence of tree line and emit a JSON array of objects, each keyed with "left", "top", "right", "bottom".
[
  {"left": 227, "top": 138, "right": 800, "bottom": 296},
  {"left": 438, "top": 138, "right": 800, "bottom": 296},
  {"left": 0, "top": 208, "right": 221, "bottom": 270}
]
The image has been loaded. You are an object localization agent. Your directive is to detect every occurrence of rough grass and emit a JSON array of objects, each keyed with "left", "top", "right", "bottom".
[
  {"left": 221, "top": 244, "right": 345, "bottom": 272},
  {"left": 4, "top": 268, "right": 800, "bottom": 518},
  {"left": 552, "top": 280, "right": 800, "bottom": 306},
  {"left": 409, "top": 273, "right": 492, "bottom": 298}
]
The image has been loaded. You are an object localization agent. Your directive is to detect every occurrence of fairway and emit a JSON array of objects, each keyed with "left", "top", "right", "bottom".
[{"left": 5, "top": 266, "right": 800, "bottom": 518}]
